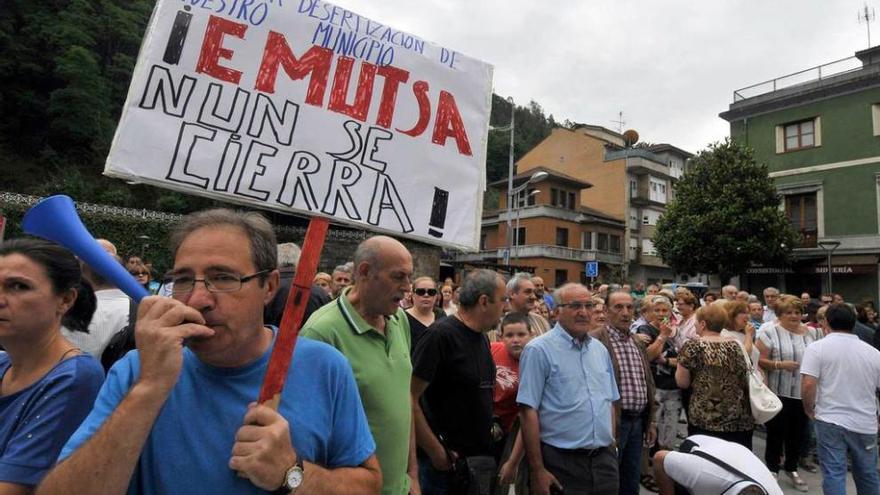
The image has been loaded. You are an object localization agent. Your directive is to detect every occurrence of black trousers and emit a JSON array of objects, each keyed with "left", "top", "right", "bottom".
[
  {"left": 764, "top": 396, "right": 807, "bottom": 472},
  {"left": 541, "top": 443, "right": 619, "bottom": 495}
]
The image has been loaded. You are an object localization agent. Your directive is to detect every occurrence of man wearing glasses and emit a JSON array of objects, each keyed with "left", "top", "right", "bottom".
[
  {"left": 301, "top": 235, "right": 419, "bottom": 495},
  {"left": 517, "top": 283, "right": 620, "bottom": 495},
  {"left": 40, "top": 209, "right": 380, "bottom": 495}
]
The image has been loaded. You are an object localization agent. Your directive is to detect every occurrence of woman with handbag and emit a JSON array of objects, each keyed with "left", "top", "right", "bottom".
[
  {"left": 675, "top": 302, "right": 754, "bottom": 449},
  {"left": 756, "top": 294, "right": 821, "bottom": 492}
]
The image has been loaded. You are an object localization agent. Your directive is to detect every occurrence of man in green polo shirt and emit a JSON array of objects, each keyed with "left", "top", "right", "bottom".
[{"left": 301, "top": 235, "right": 417, "bottom": 495}]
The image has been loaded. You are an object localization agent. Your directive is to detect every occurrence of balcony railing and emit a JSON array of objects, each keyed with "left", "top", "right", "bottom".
[
  {"left": 732, "top": 56, "right": 862, "bottom": 102},
  {"left": 450, "top": 244, "right": 624, "bottom": 265}
]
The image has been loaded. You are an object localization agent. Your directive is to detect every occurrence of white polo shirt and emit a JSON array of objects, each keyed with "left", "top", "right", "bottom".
[
  {"left": 801, "top": 332, "right": 880, "bottom": 435},
  {"left": 665, "top": 435, "right": 783, "bottom": 494}
]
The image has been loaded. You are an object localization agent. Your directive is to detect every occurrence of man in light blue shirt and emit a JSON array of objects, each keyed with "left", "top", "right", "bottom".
[{"left": 517, "top": 283, "right": 620, "bottom": 495}]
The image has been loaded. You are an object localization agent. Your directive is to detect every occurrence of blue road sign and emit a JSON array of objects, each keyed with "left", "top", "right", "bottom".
[{"left": 585, "top": 261, "right": 599, "bottom": 278}]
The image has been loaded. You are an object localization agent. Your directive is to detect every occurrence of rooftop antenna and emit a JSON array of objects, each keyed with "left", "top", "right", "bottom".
[
  {"left": 611, "top": 111, "right": 625, "bottom": 133},
  {"left": 859, "top": 3, "right": 876, "bottom": 48}
]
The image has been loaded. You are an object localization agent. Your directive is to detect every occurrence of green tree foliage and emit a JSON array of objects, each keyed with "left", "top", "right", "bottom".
[
  {"left": 485, "top": 95, "right": 556, "bottom": 184},
  {"left": 653, "top": 139, "right": 799, "bottom": 281}
]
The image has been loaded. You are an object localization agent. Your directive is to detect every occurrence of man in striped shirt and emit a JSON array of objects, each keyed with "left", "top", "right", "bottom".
[{"left": 591, "top": 290, "right": 657, "bottom": 495}]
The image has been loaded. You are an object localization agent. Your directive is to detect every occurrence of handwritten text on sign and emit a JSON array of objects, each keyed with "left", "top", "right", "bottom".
[{"left": 105, "top": 0, "right": 493, "bottom": 249}]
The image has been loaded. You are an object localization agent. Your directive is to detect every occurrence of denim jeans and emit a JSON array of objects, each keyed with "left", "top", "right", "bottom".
[
  {"left": 814, "top": 419, "right": 880, "bottom": 495},
  {"left": 616, "top": 414, "right": 644, "bottom": 495},
  {"left": 418, "top": 453, "right": 450, "bottom": 495}
]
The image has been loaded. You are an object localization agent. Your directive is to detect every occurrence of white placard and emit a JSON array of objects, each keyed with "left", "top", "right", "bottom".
[{"left": 105, "top": 0, "right": 494, "bottom": 250}]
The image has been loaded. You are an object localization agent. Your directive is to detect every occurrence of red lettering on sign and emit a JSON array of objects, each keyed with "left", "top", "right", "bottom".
[
  {"left": 195, "top": 16, "right": 247, "bottom": 85},
  {"left": 255, "top": 32, "right": 333, "bottom": 107},
  {"left": 328, "top": 56, "right": 377, "bottom": 121},
  {"left": 432, "top": 90, "right": 472, "bottom": 156},
  {"left": 374, "top": 65, "right": 410, "bottom": 129},
  {"left": 397, "top": 81, "right": 430, "bottom": 137}
]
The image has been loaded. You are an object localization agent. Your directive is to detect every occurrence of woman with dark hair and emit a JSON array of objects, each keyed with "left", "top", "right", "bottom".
[
  {"left": 0, "top": 238, "right": 104, "bottom": 491},
  {"left": 406, "top": 276, "right": 445, "bottom": 353}
]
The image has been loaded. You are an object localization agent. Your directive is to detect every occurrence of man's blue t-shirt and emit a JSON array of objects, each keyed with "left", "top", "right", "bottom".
[
  {"left": 59, "top": 335, "right": 376, "bottom": 494},
  {"left": 0, "top": 353, "right": 103, "bottom": 486}
]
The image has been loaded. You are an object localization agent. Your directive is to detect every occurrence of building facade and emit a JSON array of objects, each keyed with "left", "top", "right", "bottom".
[
  {"left": 721, "top": 46, "right": 880, "bottom": 304},
  {"left": 451, "top": 168, "right": 626, "bottom": 287},
  {"left": 514, "top": 125, "right": 692, "bottom": 285}
]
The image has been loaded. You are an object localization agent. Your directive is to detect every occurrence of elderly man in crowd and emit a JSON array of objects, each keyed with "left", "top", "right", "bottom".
[
  {"left": 532, "top": 275, "right": 555, "bottom": 311},
  {"left": 721, "top": 285, "right": 738, "bottom": 301},
  {"left": 518, "top": 283, "right": 620, "bottom": 495},
  {"left": 763, "top": 287, "right": 780, "bottom": 322},
  {"left": 591, "top": 290, "right": 656, "bottom": 495},
  {"left": 508, "top": 272, "right": 551, "bottom": 335},
  {"left": 412, "top": 269, "right": 506, "bottom": 494},
  {"left": 331, "top": 264, "right": 353, "bottom": 298},
  {"left": 38, "top": 209, "right": 380, "bottom": 495},
  {"left": 301, "top": 235, "right": 417, "bottom": 495}
]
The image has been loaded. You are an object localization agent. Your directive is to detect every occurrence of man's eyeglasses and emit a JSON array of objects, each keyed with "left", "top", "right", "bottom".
[
  {"left": 414, "top": 288, "right": 438, "bottom": 297},
  {"left": 558, "top": 302, "right": 594, "bottom": 311},
  {"left": 171, "top": 270, "right": 270, "bottom": 294}
]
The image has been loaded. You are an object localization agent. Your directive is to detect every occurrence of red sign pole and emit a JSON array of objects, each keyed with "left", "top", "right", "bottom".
[{"left": 258, "top": 216, "right": 330, "bottom": 409}]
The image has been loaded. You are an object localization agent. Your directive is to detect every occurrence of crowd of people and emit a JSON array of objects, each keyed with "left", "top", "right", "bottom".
[{"left": 1, "top": 207, "right": 880, "bottom": 495}]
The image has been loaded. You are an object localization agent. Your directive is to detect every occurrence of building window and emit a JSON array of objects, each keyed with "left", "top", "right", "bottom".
[
  {"left": 785, "top": 192, "right": 818, "bottom": 248},
  {"left": 610, "top": 235, "right": 621, "bottom": 253},
  {"left": 551, "top": 188, "right": 559, "bottom": 206},
  {"left": 641, "top": 239, "right": 657, "bottom": 256},
  {"left": 555, "top": 269, "right": 567, "bottom": 288},
  {"left": 582, "top": 231, "right": 592, "bottom": 249},
  {"left": 555, "top": 227, "right": 569, "bottom": 247},
  {"left": 480, "top": 233, "right": 487, "bottom": 250},
  {"left": 514, "top": 227, "right": 526, "bottom": 246},
  {"left": 784, "top": 120, "right": 815, "bottom": 151},
  {"left": 669, "top": 159, "right": 683, "bottom": 179},
  {"left": 642, "top": 210, "right": 661, "bottom": 226},
  {"left": 567, "top": 192, "right": 576, "bottom": 209},
  {"left": 630, "top": 178, "right": 637, "bottom": 198},
  {"left": 629, "top": 238, "right": 638, "bottom": 259},
  {"left": 649, "top": 177, "right": 667, "bottom": 203},
  {"left": 597, "top": 233, "right": 609, "bottom": 251},
  {"left": 776, "top": 117, "right": 821, "bottom": 153},
  {"left": 629, "top": 208, "right": 639, "bottom": 229}
]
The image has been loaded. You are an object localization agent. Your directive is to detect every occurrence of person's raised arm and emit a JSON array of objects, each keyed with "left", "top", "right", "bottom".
[{"left": 37, "top": 297, "right": 213, "bottom": 495}]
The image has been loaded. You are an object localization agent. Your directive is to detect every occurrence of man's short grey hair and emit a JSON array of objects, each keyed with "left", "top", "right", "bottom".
[
  {"left": 333, "top": 264, "right": 353, "bottom": 274},
  {"left": 763, "top": 287, "right": 779, "bottom": 296},
  {"left": 552, "top": 283, "right": 587, "bottom": 306},
  {"left": 459, "top": 269, "right": 502, "bottom": 308},
  {"left": 276, "top": 243, "right": 301, "bottom": 268},
  {"left": 722, "top": 285, "right": 737, "bottom": 293},
  {"left": 748, "top": 295, "right": 759, "bottom": 303},
  {"left": 170, "top": 208, "right": 277, "bottom": 275},
  {"left": 506, "top": 272, "right": 532, "bottom": 294},
  {"left": 605, "top": 288, "right": 632, "bottom": 306}
]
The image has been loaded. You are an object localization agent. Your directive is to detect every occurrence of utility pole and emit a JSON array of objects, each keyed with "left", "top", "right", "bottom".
[{"left": 859, "top": 4, "right": 876, "bottom": 48}]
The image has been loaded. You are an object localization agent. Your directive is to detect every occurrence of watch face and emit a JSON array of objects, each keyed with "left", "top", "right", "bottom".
[{"left": 286, "top": 467, "right": 304, "bottom": 489}]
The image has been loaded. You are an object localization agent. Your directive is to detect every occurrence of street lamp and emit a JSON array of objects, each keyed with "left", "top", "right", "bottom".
[
  {"left": 137, "top": 235, "right": 151, "bottom": 260},
  {"left": 818, "top": 239, "right": 841, "bottom": 295},
  {"left": 514, "top": 189, "right": 541, "bottom": 262}
]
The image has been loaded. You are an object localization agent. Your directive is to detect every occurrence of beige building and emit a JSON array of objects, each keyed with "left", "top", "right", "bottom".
[{"left": 481, "top": 124, "right": 692, "bottom": 285}]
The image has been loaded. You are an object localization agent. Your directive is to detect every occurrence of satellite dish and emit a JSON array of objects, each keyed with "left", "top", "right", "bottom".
[{"left": 623, "top": 129, "right": 639, "bottom": 146}]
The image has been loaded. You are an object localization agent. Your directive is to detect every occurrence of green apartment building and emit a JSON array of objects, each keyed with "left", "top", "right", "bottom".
[{"left": 720, "top": 46, "right": 880, "bottom": 304}]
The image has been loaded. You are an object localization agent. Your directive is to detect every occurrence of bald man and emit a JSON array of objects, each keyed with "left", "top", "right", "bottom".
[
  {"left": 301, "top": 236, "right": 417, "bottom": 495},
  {"left": 721, "top": 285, "right": 738, "bottom": 301}
]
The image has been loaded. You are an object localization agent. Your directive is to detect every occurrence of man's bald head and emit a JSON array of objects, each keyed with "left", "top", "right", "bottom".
[
  {"left": 97, "top": 238, "right": 117, "bottom": 255},
  {"left": 353, "top": 236, "right": 412, "bottom": 282}
]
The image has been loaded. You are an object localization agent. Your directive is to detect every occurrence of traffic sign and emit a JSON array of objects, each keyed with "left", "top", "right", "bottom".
[{"left": 585, "top": 261, "right": 599, "bottom": 278}]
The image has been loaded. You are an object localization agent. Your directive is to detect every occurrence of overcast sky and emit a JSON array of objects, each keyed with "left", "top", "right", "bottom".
[{"left": 329, "top": 0, "right": 872, "bottom": 153}]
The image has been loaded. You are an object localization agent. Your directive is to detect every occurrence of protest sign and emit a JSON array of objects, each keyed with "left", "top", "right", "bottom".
[{"left": 105, "top": 0, "right": 494, "bottom": 250}]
